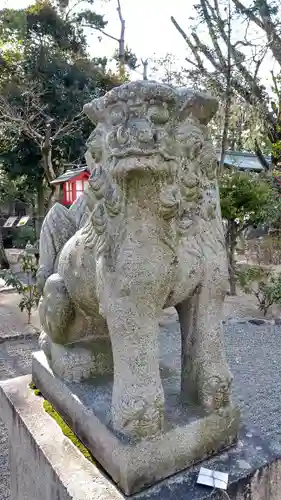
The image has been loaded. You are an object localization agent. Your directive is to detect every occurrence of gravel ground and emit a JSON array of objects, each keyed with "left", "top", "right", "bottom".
[
  {"left": 1, "top": 316, "right": 281, "bottom": 499},
  {"left": 160, "top": 318, "right": 281, "bottom": 445},
  {"left": 225, "top": 322, "right": 281, "bottom": 446}
]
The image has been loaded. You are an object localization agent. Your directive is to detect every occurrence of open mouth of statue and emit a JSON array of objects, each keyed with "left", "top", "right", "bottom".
[
  {"left": 108, "top": 149, "right": 179, "bottom": 181},
  {"left": 111, "top": 147, "right": 177, "bottom": 162}
]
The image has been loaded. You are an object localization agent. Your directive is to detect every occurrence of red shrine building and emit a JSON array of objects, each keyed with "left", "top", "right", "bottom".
[{"left": 51, "top": 167, "right": 90, "bottom": 206}]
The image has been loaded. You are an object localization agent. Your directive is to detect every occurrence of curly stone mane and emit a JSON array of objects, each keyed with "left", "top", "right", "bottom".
[{"left": 81, "top": 81, "right": 220, "bottom": 259}]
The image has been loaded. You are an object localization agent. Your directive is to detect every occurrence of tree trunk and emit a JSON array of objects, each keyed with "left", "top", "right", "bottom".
[
  {"left": 0, "top": 226, "right": 9, "bottom": 270},
  {"left": 116, "top": 0, "right": 126, "bottom": 78},
  {"left": 47, "top": 184, "right": 60, "bottom": 210},
  {"left": 226, "top": 221, "right": 237, "bottom": 296},
  {"left": 142, "top": 59, "right": 148, "bottom": 80},
  {"left": 35, "top": 182, "right": 45, "bottom": 239},
  {"left": 219, "top": 0, "right": 232, "bottom": 174}
]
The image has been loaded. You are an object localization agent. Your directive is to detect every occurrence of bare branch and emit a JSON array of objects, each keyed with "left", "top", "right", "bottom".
[
  {"left": 232, "top": 0, "right": 265, "bottom": 30},
  {"left": 233, "top": 0, "right": 281, "bottom": 66},
  {"left": 253, "top": 47, "right": 268, "bottom": 80},
  {"left": 52, "top": 113, "right": 84, "bottom": 140},
  {"left": 205, "top": 1, "right": 264, "bottom": 101},
  {"left": 0, "top": 109, "right": 44, "bottom": 143},
  {"left": 254, "top": 139, "right": 271, "bottom": 171},
  {"left": 219, "top": 0, "right": 232, "bottom": 173},
  {"left": 171, "top": 16, "right": 205, "bottom": 71},
  {"left": 116, "top": 0, "right": 125, "bottom": 75},
  {"left": 65, "top": 0, "right": 84, "bottom": 20},
  {"left": 81, "top": 25, "right": 119, "bottom": 42},
  {"left": 41, "top": 123, "right": 55, "bottom": 182},
  {"left": 171, "top": 7, "right": 275, "bottom": 132},
  {"left": 271, "top": 71, "right": 280, "bottom": 98},
  {"left": 200, "top": 0, "right": 227, "bottom": 70},
  {"left": 185, "top": 57, "right": 201, "bottom": 69},
  {"left": 141, "top": 58, "right": 148, "bottom": 80},
  {"left": 0, "top": 87, "right": 84, "bottom": 185}
]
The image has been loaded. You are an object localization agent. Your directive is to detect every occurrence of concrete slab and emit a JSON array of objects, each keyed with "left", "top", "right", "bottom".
[
  {"left": 1, "top": 375, "right": 281, "bottom": 500},
  {"left": 32, "top": 351, "right": 239, "bottom": 495}
]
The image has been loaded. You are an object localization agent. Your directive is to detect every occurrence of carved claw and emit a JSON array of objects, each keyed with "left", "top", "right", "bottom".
[
  {"left": 38, "top": 274, "right": 74, "bottom": 344},
  {"left": 50, "top": 343, "right": 95, "bottom": 383},
  {"left": 199, "top": 371, "right": 233, "bottom": 411},
  {"left": 112, "top": 392, "right": 164, "bottom": 439},
  {"left": 38, "top": 331, "right": 51, "bottom": 358}
]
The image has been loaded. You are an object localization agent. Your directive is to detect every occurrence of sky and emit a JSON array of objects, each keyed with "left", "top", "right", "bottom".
[
  {"left": 5, "top": 0, "right": 196, "bottom": 78},
  {"left": 85, "top": 0, "right": 195, "bottom": 63},
  {"left": 4, "top": 0, "right": 276, "bottom": 87}
]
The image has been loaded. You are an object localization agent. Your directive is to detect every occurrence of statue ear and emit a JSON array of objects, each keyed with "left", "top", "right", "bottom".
[
  {"left": 83, "top": 98, "right": 105, "bottom": 124},
  {"left": 177, "top": 88, "right": 218, "bottom": 125}
]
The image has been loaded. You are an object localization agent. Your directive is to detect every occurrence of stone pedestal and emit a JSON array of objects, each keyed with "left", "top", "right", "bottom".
[
  {"left": 1, "top": 375, "right": 281, "bottom": 500},
  {"left": 32, "top": 351, "right": 239, "bottom": 495}
]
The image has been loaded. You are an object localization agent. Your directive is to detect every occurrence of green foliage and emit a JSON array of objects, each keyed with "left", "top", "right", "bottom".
[
  {"left": 0, "top": 252, "right": 39, "bottom": 323},
  {"left": 236, "top": 265, "right": 281, "bottom": 316},
  {"left": 220, "top": 170, "right": 281, "bottom": 230},
  {"left": 220, "top": 169, "right": 281, "bottom": 295},
  {"left": 0, "top": 169, "right": 31, "bottom": 206},
  {"left": 11, "top": 225, "right": 36, "bottom": 249},
  {"left": 29, "top": 382, "right": 42, "bottom": 397},
  {"left": 113, "top": 46, "right": 138, "bottom": 71},
  {"left": 43, "top": 400, "right": 95, "bottom": 463},
  {"left": 0, "top": 0, "right": 122, "bottom": 197},
  {"left": 150, "top": 53, "right": 196, "bottom": 87}
]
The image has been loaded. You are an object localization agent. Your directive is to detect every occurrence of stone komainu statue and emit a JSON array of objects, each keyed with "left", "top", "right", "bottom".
[{"left": 37, "top": 81, "right": 232, "bottom": 438}]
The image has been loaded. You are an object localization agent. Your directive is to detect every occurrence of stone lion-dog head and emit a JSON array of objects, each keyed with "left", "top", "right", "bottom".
[{"left": 82, "top": 81, "right": 218, "bottom": 254}]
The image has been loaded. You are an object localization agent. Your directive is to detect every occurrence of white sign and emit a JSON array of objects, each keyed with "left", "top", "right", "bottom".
[
  {"left": 16, "top": 216, "right": 30, "bottom": 227},
  {"left": 197, "top": 467, "right": 229, "bottom": 490},
  {"left": 3, "top": 216, "right": 18, "bottom": 228}
]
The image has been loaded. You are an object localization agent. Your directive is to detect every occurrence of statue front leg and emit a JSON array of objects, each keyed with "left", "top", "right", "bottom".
[
  {"left": 106, "top": 297, "right": 164, "bottom": 439},
  {"left": 102, "top": 238, "right": 175, "bottom": 439},
  {"left": 177, "top": 267, "right": 232, "bottom": 411}
]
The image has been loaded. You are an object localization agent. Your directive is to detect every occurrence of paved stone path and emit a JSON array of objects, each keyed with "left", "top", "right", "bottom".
[
  {"left": 1, "top": 306, "right": 281, "bottom": 498},
  {"left": 0, "top": 292, "right": 40, "bottom": 340},
  {"left": 0, "top": 291, "right": 40, "bottom": 500}
]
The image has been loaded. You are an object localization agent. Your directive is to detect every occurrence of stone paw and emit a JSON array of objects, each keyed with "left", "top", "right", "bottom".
[
  {"left": 112, "top": 391, "right": 164, "bottom": 439},
  {"left": 50, "top": 343, "right": 95, "bottom": 382},
  {"left": 38, "top": 331, "right": 51, "bottom": 358},
  {"left": 38, "top": 274, "right": 74, "bottom": 344},
  {"left": 198, "top": 370, "right": 233, "bottom": 411}
]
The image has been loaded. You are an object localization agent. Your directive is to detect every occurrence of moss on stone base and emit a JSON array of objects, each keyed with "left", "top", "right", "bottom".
[
  {"left": 29, "top": 382, "right": 95, "bottom": 464},
  {"left": 43, "top": 400, "right": 95, "bottom": 464},
  {"left": 29, "top": 382, "right": 42, "bottom": 397}
]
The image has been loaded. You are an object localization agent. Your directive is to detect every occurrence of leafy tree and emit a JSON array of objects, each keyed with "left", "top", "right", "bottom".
[
  {"left": 149, "top": 53, "right": 270, "bottom": 155},
  {"left": 0, "top": 0, "right": 122, "bottom": 227},
  {"left": 0, "top": 251, "right": 39, "bottom": 323},
  {"left": 0, "top": 170, "right": 32, "bottom": 268},
  {"left": 236, "top": 265, "right": 281, "bottom": 316},
  {"left": 219, "top": 170, "right": 281, "bottom": 294},
  {"left": 171, "top": 0, "right": 281, "bottom": 168}
]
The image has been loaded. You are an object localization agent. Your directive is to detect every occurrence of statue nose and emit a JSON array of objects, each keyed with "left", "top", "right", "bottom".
[{"left": 137, "top": 127, "right": 153, "bottom": 143}]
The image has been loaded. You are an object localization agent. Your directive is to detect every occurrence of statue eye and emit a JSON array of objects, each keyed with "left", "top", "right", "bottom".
[
  {"left": 87, "top": 125, "right": 106, "bottom": 162},
  {"left": 110, "top": 108, "right": 124, "bottom": 126},
  {"left": 193, "top": 142, "right": 203, "bottom": 156},
  {"left": 88, "top": 138, "right": 103, "bottom": 162},
  {"left": 149, "top": 106, "right": 169, "bottom": 124}
]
